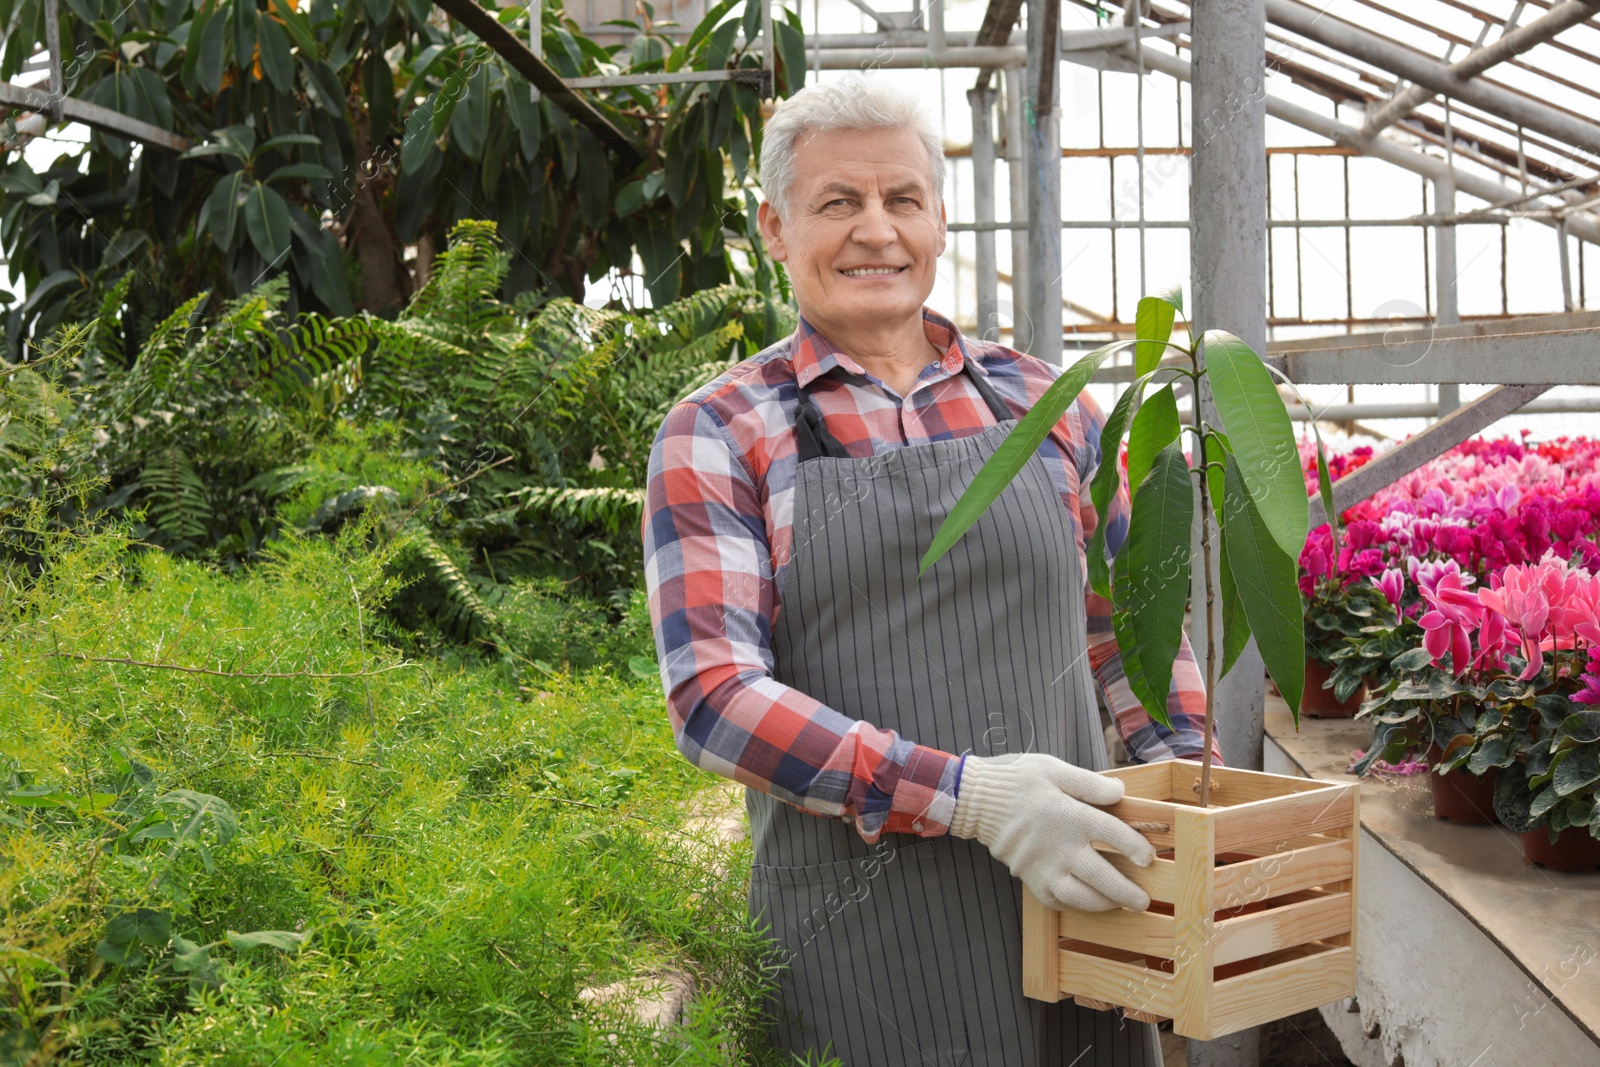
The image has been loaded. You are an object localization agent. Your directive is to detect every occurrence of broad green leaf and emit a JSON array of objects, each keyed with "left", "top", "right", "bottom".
[
  {"left": 197, "top": 6, "right": 226, "bottom": 96},
  {"left": 232, "top": 0, "right": 257, "bottom": 64},
  {"left": 256, "top": 134, "right": 323, "bottom": 153},
  {"left": 243, "top": 183, "right": 292, "bottom": 266},
  {"left": 1134, "top": 295, "right": 1176, "bottom": 376},
  {"left": 227, "top": 929, "right": 306, "bottom": 953},
  {"left": 257, "top": 13, "right": 295, "bottom": 95},
  {"left": 171, "top": 935, "right": 213, "bottom": 974},
  {"left": 1218, "top": 534, "right": 1251, "bottom": 679},
  {"left": 364, "top": 49, "right": 394, "bottom": 140},
  {"left": 200, "top": 171, "right": 243, "bottom": 251},
  {"left": 1085, "top": 363, "right": 1171, "bottom": 597},
  {"left": 1155, "top": 284, "right": 1184, "bottom": 313},
  {"left": 1125, "top": 384, "right": 1180, "bottom": 498},
  {"left": 1203, "top": 331, "right": 1308, "bottom": 561},
  {"left": 1112, "top": 547, "right": 1163, "bottom": 727},
  {"left": 265, "top": 163, "right": 333, "bottom": 183},
  {"left": 1110, "top": 442, "right": 1193, "bottom": 721},
  {"left": 922, "top": 344, "right": 1117, "bottom": 575},
  {"left": 1086, "top": 377, "right": 1144, "bottom": 599},
  {"left": 1560, "top": 711, "right": 1600, "bottom": 745},
  {"left": 1221, "top": 454, "right": 1304, "bottom": 719},
  {"left": 1554, "top": 746, "right": 1600, "bottom": 797}
]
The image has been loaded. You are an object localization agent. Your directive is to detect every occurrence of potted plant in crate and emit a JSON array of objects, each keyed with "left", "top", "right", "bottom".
[{"left": 921, "top": 292, "right": 1359, "bottom": 1041}]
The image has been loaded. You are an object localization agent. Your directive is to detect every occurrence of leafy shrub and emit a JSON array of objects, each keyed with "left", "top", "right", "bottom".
[{"left": 3, "top": 219, "right": 794, "bottom": 644}]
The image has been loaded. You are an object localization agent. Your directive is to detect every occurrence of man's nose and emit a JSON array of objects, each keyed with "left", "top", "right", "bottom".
[{"left": 850, "top": 199, "right": 897, "bottom": 247}]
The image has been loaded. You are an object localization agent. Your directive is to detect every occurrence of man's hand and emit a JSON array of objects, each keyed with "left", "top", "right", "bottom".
[{"left": 949, "top": 753, "right": 1156, "bottom": 912}]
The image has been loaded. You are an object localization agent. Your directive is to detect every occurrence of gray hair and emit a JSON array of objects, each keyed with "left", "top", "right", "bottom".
[{"left": 758, "top": 73, "right": 946, "bottom": 220}]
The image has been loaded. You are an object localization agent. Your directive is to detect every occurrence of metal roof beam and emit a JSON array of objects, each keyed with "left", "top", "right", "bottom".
[
  {"left": 1266, "top": 0, "right": 1600, "bottom": 161},
  {"left": 1363, "top": 0, "right": 1600, "bottom": 135},
  {"left": 432, "top": 0, "right": 643, "bottom": 163},
  {"left": 1118, "top": 42, "right": 1600, "bottom": 245},
  {"left": 1307, "top": 382, "right": 1553, "bottom": 526}
]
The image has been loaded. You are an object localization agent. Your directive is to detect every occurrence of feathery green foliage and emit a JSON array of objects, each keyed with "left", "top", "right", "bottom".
[{"left": 0, "top": 522, "right": 796, "bottom": 1065}]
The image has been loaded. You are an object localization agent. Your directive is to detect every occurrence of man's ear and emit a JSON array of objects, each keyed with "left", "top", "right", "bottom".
[
  {"left": 935, "top": 200, "right": 948, "bottom": 258},
  {"left": 757, "top": 201, "right": 788, "bottom": 262}
]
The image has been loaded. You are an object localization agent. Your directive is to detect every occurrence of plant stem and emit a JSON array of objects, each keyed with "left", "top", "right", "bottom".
[{"left": 1192, "top": 353, "right": 1217, "bottom": 807}]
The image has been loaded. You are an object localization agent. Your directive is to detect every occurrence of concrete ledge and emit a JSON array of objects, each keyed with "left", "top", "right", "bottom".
[{"left": 1263, "top": 697, "right": 1600, "bottom": 1067}]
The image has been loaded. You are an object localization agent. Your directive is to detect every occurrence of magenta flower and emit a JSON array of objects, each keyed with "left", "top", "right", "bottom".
[
  {"left": 1419, "top": 566, "right": 1484, "bottom": 675},
  {"left": 1375, "top": 568, "right": 1405, "bottom": 623},
  {"left": 1477, "top": 558, "right": 1569, "bottom": 679}
]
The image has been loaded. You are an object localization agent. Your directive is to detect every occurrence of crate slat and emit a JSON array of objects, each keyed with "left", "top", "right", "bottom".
[
  {"left": 1212, "top": 889, "right": 1353, "bottom": 965},
  {"left": 1206, "top": 944, "right": 1357, "bottom": 1038},
  {"left": 1098, "top": 851, "right": 1178, "bottom": 903},
  {"left": 1022, "top": 886, "right": 1064, "bottom": 1002},
  {"left": 1214, "top": 785, "right": 1356, "bottom": 854},
  {"left": 1058, "top": 945, "right": 1177, "bottom": 1017},
  {"left": 1212, "top": 838, "right": 1355, "bottom": 910},
  {"left": 1170, "top": 807, "right": 1216, "bottom": 1034},
  {"left": 1059, "top": 904, "right": 1176, "bottom": 958}
]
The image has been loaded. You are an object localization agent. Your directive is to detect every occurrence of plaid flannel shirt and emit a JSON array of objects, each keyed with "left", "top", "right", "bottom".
[{"left": 642, "top": 309, "right": 1220, "bottom": 845}]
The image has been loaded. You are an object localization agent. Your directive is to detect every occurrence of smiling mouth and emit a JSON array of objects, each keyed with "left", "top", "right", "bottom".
[{"left": 839, "top": 266, "right": 907, "bottom": 276}]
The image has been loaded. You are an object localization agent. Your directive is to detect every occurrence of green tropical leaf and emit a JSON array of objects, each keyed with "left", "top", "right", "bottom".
[
  {"left": 197, "top": 5, "right": 227, "bottom": 96},
  {"left": 1221, "top": 453, "right": 1304, "bottom": 718},
  {"left": 200, "top": 171, "right": 244, "bottom": 251},
  {"left": 1134, "top": 295, "right": 1176, "bottom": 376},
  {"left": 1203, "top": 330, "right": 1308, "bottom": 561},
  {"left": 265, "top": 163, "right": 334, "bottom": 183},
  {"left": 244, "top": 182, "right": 292, "bottom": 265},
  {"left": 922, "top": 344, "right": 1117, "bottom": 575},
  {"left": 257, "top": 13, "right": 295, "bottom": 95},
  {"left": 1110, "top": 441, "right": 1192, "bottom": 721},
  {"left": 1126, "top": 383, "right": 1180, "bottom": 497},
  {"left": 1218, "top": 534, "right": 1251, "bottom": 679}
]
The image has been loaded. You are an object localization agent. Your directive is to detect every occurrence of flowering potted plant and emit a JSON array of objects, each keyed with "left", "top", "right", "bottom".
[
  {"left": 1363, "top": 556, "right": 1600, "bottom": 838},
  {"left": 925, "top": 292, "right": 1360, "bottom": 1039},
  {"left": 1475, "top": 568, "right": 1600, "bottom": 870},
  {"left": 1300, "top": 520, "right": 1398, "bottom": 716}
]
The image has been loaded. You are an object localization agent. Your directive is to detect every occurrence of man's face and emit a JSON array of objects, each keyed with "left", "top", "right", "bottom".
[{"left": 758, "top": 126, "right": 946, "bottom": 341}]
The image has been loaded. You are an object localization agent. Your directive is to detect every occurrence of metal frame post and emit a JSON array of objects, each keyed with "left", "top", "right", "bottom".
[
  {"left": 1024, "top": 0, "right": 1062, "bottom": 364},
  {"left": 1004, "top": 67, "right": 1033, "bottom": 353},
  {"left": 969, "top": 86, "right": 1001, "bottom": 341},
  {"left": 1189, "top": 9, "right": 1268, "bottom": 1063},
  {"left": 1434, "top": 171, "right": 1461, "bottom": 413}
]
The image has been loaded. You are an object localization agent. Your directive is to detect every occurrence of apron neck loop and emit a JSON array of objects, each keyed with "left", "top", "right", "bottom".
[{"left": 794, "top": 354, "right": 1014, "bottom": 464}]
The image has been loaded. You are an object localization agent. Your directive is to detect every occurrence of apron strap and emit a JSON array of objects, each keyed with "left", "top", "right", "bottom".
[{"left": 794, "top": 354, "right": 1014, "bottom": 463}]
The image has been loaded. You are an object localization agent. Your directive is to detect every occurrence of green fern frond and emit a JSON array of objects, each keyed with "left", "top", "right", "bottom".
[
  {"left": 140, "top": 448, "right": 212, "bottom": 546},
  {"left": 398, "top": 523, "right": 503, "bottom": 640}
]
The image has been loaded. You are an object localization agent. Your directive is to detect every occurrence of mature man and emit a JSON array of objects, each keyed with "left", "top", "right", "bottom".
[{"left": 642, "top": 74, "right": 1217, "bottom": 1067}]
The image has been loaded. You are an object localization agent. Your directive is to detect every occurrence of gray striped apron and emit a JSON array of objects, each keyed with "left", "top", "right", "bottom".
[{"left": 748, "top": 361, "right": 1159, "bottom": 1066}]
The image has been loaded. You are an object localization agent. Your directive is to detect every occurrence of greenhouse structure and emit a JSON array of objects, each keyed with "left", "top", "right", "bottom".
[{"left": 2, "top": 1, "right": 1598, "bottom": 1066}]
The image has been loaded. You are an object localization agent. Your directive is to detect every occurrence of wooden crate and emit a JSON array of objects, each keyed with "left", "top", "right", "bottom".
[{"left": 1021, "top": 759, "right": 1359, "bottom": 1041}]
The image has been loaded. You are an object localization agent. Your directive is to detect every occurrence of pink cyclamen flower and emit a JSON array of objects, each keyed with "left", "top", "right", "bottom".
[
  {"left": 1477, "top": 557, "right": 1569, "bottom": 679},
  {"left": 1419, "top": 567, "right": 1484, "bottom": 675},
  {"left": 1376, "top": 568, "right": 1405, "bottom": 624}
]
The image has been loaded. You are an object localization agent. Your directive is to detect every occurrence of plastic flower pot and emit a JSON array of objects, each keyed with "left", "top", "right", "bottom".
[
  {"left": 1423, "top": 742, "right": 1499, "bottom": 824},
  {"left": 1023, "top": 761, "right": 1359, "bottom": 1041},
  {"left": 1520, "top": 826, "right": 1600, "bottom": 871},
  {"left": 1301, "top": 657, "right": 1364, "bottom": 718}
]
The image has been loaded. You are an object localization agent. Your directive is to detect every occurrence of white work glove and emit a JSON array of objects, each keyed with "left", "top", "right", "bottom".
[{"left": 949, "top": 753, "right": 1156, "bottom": 912}]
